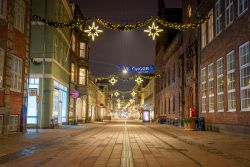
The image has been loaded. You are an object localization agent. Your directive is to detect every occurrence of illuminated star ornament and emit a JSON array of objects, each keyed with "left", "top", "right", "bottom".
[
  {"left": 144, "top": 22, "right": 163, "bottom": 40},
  {"left": 84, "top": 22, "right": 103, "bottom": 41},
  {"left": 135, "top": 76, "right": 143, "bottom": 85},
  {"left": 114, "top": 91, "right": 120, "bottom": 97},
  {"left": 109, "top": 77, "right": 117, "bottom": 86},
  {"left": 131, "top": 91, "right": 137, "bottom": 97}
]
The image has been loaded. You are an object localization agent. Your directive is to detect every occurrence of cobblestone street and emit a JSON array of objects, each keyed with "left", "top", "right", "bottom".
[{"left": 0, "top": 121, "right": 250, "bottom": 167}]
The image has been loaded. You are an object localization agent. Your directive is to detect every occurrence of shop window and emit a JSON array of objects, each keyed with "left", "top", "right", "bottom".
[{"left": 9, "top": 115, "right": 19, "bottom": 132}]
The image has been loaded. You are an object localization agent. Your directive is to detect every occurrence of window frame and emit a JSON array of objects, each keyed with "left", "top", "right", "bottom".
[
  {"left": 239, "top": 41, "right": 250, "bottom": 111},
  {"left": 215, "top": 0, "right": 223, "bottom": 36},
  {"left": 227, "top": 50, "right": 236, "bottom": 112},
  {"left": 225, "top": 0, "right": 234, "bottom": 27},
  {"left": 238, "top": 0, "right": 248, "bottom": 16},
  {"left": 9, "top": 115, "right": 19, "bottom": 132},
  {"left": 208, "top": 63, "right": 215, "bottom": 112},
  {"left": 10, "top": 55, "right": 23, "bottom": 92},
  {"left": 14, "top": 0, "right": 25, "bottom": 33},
  {"left": 201, "top": 67, "right": 207, "bottom": 113},
  {"left": 217, "top": 58, "right": 224, "bottom": 112},
  {"left": 0, "top": 0, "right": 6, "bottom": 19},
  {"left": 208, "top": 9, "right": 214, "bottom": 43}
]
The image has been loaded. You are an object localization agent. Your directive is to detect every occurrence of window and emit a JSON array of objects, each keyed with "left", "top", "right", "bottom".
[
  {"left": 9, "top": 115, "right": 19, "bottom": 132},
  {"left": 164, "top": 98, "right": 167, "bottom": 113},
  {"left": 172, "top": 64, "right": 175, "bottom": 82},
  {"left": 54, "top": 37, "right": 58, "bottom": 61},
  {"left": 208, "top": 64, "right": 214, "bottom": 112},
  {"left": 0, "top": 0, "right": 6, "bottom": 19},
  {"left": 79, "top": 67, "right": 87, "bottom": 85},
  {"left": 72, "top": 35, "right": 76, "bottom": 53},
  {"left": 201, "top": 68, "right": 207, "bottom": 112},
  {"left": 208, "top": 9, "right": 214, "bottom": 43},
  {"left": 238, "top": 0, "right": 248, "bottom": 15},
  {"left": 225, "top": 0, "right": 234, "bottom": 27},
  {"left": 239, "top": 42, "right": 250, "bottom": 111},
  {"left": 227, "top": 51, "right": 236, "bottom": 111},
  {"left": 0, "top": 115, "right": 3, "bottom": 134},
  {"left": 80, "top": 42, "right": 86, "bottom": 58},
  {"left": 168, "top": 98, "right": 170, "bottom": 114},
  {"left": 0, "top": 48, "right": 4, "bottom": 88},
  {"left": 71, "top": 63, "right": 75, "bottom": 82},
  {"left": 173, "top": 96, "right": 175, "bottom": 113},
  {"left": 201, "top": 23, "right": 207, "bottom": 48},
  {"left": 14, "top": 0, "right": 25, "bottom": 33},
  {"left": 217, "top": 58, "right": 224, "bottom": 111},
  {"left": 215, "top": 0, "right": 222, "bottom": 35},
  {"left": 11, "top": 55, "right": 22, "bottom": 92}
]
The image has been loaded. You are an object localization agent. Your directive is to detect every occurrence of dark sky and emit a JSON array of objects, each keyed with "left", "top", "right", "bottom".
[{"left": 77, "top": 0, "right": 181, "bottom": 91}]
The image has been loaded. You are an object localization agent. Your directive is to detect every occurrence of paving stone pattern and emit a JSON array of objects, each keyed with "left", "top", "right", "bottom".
[{"left": 0, "top": 121, "right": 250, "bottom": 167}]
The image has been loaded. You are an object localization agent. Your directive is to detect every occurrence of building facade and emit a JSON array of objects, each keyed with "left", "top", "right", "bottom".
[
  {"left": 28, "top": 0, "right": 72, "bottom": 128},
  {"left": 0, "top": 0, "right": 31, "bottom": 134},
  {"left": 155, "top": 0, "right": 182, "bottom": 124},
  {"left": 69, "top": 4, "right": 89, "bottom": 124},
  {"left": 142, "top": 78, "right": 155, "bottom": 121},
  {"left": 198, "top": 0, "right": 250, "bottom": 133}
]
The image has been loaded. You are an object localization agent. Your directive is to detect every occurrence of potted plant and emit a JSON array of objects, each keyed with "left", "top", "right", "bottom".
[{"left": 183, "top": 117, "right": 196, "bottom": 130}]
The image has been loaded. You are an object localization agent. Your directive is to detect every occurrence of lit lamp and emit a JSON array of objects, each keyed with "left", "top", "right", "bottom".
[{"left": 122, "top": 69, "right": 128, "bottom": 74}]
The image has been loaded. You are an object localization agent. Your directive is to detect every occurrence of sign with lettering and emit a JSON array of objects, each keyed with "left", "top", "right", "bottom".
[{"left": 117, "top": 65, "right": 155, "bottom": 74}]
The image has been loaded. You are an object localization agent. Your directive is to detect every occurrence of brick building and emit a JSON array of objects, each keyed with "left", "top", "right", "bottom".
[
  {"left": 197, "top": 0, "right": 250, "bottom": 133},
  {"left": 0, "top": 0, "right": 31, "bottom": 134},
  {"left": 155, "top": 0, "right": 182, "bottom": 124}
]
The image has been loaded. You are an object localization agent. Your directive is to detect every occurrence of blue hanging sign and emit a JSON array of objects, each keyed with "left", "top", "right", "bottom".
[{"left": 117, "top": 65, "right": 155, "bottom": 74}]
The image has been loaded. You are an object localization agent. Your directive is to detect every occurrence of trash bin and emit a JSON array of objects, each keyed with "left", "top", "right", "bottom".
[{"left": 198, "top": 117, "right": 205, "bottom": 130}]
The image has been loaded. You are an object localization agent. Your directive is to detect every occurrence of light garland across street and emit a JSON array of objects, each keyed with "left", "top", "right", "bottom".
[{"left": 32, "top": 15, "right": 211, "bottom": 41}]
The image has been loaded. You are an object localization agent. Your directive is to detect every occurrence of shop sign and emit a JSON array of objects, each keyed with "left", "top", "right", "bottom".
[{"left": 70, "top": 90, "right": 80, "bottom": 99}]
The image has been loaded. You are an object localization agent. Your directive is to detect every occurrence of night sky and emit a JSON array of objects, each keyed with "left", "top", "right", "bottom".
[{"left": 77, "top": 0, "right": 181, "bottom": 90}]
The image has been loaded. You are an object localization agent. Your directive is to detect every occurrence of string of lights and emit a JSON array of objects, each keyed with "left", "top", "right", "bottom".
[{"left": 33, "top": 15, "right": 210, "bottom": 40}]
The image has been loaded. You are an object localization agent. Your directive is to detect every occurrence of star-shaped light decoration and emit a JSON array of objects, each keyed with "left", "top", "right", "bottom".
[
  {"left": 84, "top": 22, "right": 103, "bottom": 41},
  {"left": 144, "top": 22, "right": 163, "bottom": 40},
  {"left": 129, "top": 99, "right": 134, "bottom": 104},
  {"left": 109, "top": 77, "right": 117, "bottom": 86},
  {"left": 117, "top": 99, "right": 121, "bottom": 103},
  {"left": 135, "top": 76, "right": 143, "bottom": 85},
  {"left": 114, "top": 91, "right": 120, "bottom": 97},
  {"left": 131, "top": 91, "right": 137, "bottom": 97}
]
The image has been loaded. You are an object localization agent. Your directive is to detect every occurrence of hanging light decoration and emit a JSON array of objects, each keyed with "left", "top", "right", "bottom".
[
  {"left": 109, "top": 77, "right": 117, "bottom": 85},
  {"left": 117, "top": 99, "right": 121, "bottom": 103},
  {"left": 131, "top": 91, "right": 137, "bottom": 97},
  {"left": 114, "top": 91, "right": 120, "bottom": 97},
  {"left": 135, "top": 76, "right": 143, "bottom": 85},
  {"left": 84, "top": 22, "right": 103, "bottom": 41},
  {"left": 144, "top": 22, "right": 163, "bottom": 40}
]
